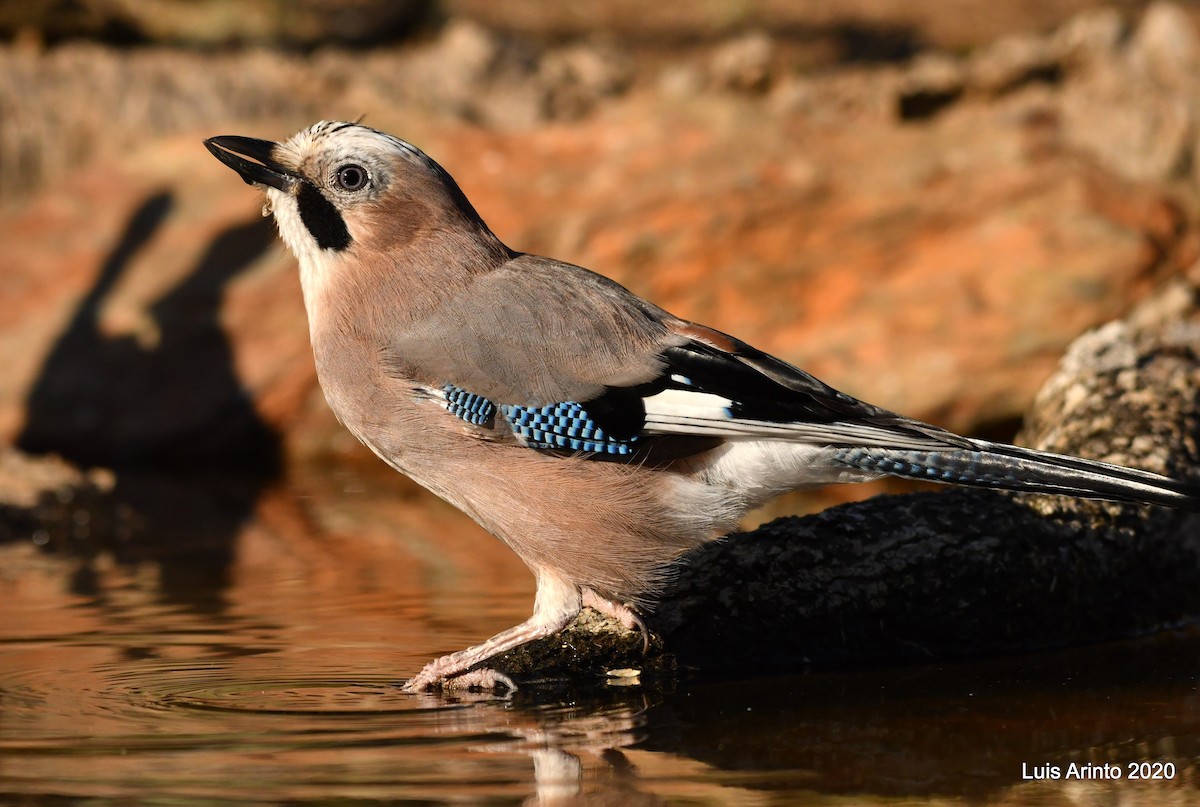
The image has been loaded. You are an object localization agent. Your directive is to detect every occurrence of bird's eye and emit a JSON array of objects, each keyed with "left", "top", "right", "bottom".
[{"left": 335, "top": 164, "right": 369, "bottom": 192}]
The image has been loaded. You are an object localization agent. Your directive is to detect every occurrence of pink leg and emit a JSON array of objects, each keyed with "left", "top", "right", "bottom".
[{"left": 404, "top": 573, "right": 581, "bottom": 692}]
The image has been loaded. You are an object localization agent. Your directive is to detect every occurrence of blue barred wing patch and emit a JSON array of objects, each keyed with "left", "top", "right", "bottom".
[
  {"left": 501, "top": 400, "right": 639, "bottom": 455},
  {"left": 439, "top": 385, "right": 639, "bottom": 456},
  {"left": 442, "top": 384, "right": 497, "bottom": 426}
]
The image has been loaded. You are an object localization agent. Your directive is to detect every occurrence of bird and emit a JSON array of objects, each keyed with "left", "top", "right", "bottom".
[{"left": 205, "top": 120, "right": 1199, "bottom": 691}]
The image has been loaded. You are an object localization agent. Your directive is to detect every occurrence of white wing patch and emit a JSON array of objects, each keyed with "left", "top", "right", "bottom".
[
  {"left": 643, "top": 387, "right": 733, "bottom": 417},
  {"left": 642, "top": 387, "right": 955, "bottom": 451}
]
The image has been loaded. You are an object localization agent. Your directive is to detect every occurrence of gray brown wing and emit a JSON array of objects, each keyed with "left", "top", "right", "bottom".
[{"left": 383, "top": 253, "right": 686, "bottom": 406}]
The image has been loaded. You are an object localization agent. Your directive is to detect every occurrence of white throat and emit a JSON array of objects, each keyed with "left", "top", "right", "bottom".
[{"left": 267, "top": 187, "right": 336, "bottom": 332}]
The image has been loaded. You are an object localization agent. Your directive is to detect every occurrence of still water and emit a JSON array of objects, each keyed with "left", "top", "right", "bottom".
[{"left": 1, "top": 467, "right": 1197, "bottom": 805}]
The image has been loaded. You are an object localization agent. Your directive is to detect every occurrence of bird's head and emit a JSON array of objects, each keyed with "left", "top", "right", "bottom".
[{"left": 205, "top": 121, "right": 502, "bottom": 276}]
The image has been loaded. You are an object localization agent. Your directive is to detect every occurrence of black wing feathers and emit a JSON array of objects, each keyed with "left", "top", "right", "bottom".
[{"left": 652, "top": 337, "right": 975, "bottom": 448}]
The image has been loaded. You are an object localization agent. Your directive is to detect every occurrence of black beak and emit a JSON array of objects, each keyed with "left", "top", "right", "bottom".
[{"left": 204, "top": 135, "right": 299, "bottom": 193}]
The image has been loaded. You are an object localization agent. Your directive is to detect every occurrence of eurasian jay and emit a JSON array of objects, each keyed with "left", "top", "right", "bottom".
[{"left": 206, "top": 121, "right": 1198, "bottom": 691}]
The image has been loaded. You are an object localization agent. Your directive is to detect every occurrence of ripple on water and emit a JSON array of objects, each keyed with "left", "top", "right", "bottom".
[
  {"left": 1, "top": 654, "right": 456, "bottom": 745},
  {"left": 161, "top": 677, "right": 412, "bottom": 715},
  {"left": 0, "top": 651, "right": 529, "bottom": 803}
]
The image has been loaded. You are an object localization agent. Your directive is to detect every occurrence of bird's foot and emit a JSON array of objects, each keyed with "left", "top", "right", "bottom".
[
  {"left": 403, "top": 659, "right": 517, "bottom": 693},
  {"left": 581, "top": 589, "right": 650, "bottom": 652},
  {"left": 403, "top": 574, "right": 582, "bottom": 693}
]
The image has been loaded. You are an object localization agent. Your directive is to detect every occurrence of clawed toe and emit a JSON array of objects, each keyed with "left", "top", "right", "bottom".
[
  {"left": 581, "top": 589, "right": 650, "bottom": 652},
  {"left": 441, "top": 667, "right": 518, "bottom": 692},
  {"left": 403, "top": 665, "right": 517, "bottom": 694}
]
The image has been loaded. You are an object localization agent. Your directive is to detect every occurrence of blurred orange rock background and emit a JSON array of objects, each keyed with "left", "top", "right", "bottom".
[{"left": 1, "top": 0, "right": 1199, "bottom": 514}]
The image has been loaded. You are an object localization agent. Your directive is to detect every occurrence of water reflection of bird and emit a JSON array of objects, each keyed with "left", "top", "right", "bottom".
[{"left": 207, "top": 121, "right": 1199, "bottom": 691}]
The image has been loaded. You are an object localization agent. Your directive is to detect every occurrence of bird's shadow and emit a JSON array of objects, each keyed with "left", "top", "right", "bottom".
[{"left": 13, "top": 190, "right": 283, "bottom": 610}]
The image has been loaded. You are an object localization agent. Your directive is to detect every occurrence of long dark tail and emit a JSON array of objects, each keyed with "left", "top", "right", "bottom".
[{"left": 832, "top": 440, "right": 1200, "bottom": 511}]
